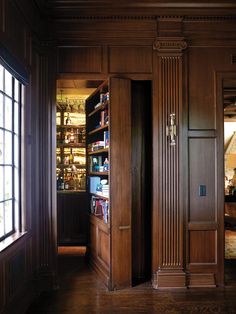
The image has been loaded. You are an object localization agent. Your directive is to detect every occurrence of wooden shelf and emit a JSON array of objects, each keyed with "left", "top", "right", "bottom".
[
  {"left": 57, "top": 190, "right": 86, "bottom": 194},
  {"left": 57, "top": 124, "right": 85, "bottom": 129},
  {"left": 57, "top": 163, "right": 86, "bottom": 168},
  {"left": 88, "top": 148, "right": 109, "bottom": 155},
  {"left": 88, "top": 101, "right": 109, "bottom": 118},
  {"left": 91, "top": 193, "right": 109, "bottom": 201},
  {"left": 57, "top": 143, "right": 86, "bottom": 148},
  {"left": 89, "top": 171, "right": 109, "bottom": 176},
  {"left": 88, "top": 124, "right": 108, "bottom": 136}
]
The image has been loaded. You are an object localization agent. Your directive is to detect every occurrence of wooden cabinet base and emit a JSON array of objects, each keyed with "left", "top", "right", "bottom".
[
  {"left": 57, "top": 192, "right": 88, "bottom": 245},
  {"left": 88, "top": 214, "right": 110, "bottom": 288}
]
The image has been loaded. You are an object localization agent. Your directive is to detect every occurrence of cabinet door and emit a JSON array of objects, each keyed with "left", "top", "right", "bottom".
[{"left": 110, "top": 77, "right": 132, "bottom": 289}]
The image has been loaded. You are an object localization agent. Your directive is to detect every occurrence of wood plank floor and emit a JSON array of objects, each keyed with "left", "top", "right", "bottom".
[{"left": 27, "top": 248, "right": 236, "bottom": 314}]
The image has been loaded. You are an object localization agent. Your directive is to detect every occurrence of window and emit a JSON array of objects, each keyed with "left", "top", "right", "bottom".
[{"left": 0, "top": 64, "right": 23, "bottom": 241}]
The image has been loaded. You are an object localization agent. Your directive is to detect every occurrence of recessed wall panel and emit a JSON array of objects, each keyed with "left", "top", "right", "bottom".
[
  {"left": 98, "top": 228, "right": 110, "bottom": 267},
  {"left": 188, "top": 47, "right": 216, "bottom": 130},
  {"left": 58, "top": 46, "right": 102, "bottom": 73},
  {"left": 189, "top": 231, "right": 216, "bottom": 264},
  {"left": 109, "top": 46, "right": 152, "bottom": 73},
  {"left": 189, "top": 138, "right": 216, "bottom": 222}
]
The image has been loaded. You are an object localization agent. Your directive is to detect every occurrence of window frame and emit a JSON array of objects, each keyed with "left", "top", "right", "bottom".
[{"left": 0, "top": 64, "right": 22, "bottom": 242}]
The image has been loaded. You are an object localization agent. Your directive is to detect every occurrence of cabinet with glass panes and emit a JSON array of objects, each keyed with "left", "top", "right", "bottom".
[{"left": 56, "top": 105, "right": 86, "bottom": 192}]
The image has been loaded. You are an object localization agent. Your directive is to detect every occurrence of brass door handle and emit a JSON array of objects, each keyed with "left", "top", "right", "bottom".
[{"left": 166, "top": 113, "right": 177, "bottom": 146}]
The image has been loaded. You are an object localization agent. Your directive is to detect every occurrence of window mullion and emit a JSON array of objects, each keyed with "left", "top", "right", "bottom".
[{"left": 12, "top": 77, "right": 15, "bottom": 233}]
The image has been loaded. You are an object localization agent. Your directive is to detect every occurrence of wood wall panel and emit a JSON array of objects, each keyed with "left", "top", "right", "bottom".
[
  {"left": 189, "top": 138, "right": 216, "bottom": 222},
  {"left": 57, "top": 192, "right": 88, "bottom": 245},
  {"left": 57, "top": 46, "right": 102, "bottom": 73},
  {"left": 110, "top": 77, "right": 132, "bottom": 290},
  {"left": 188, "top": 47, "right": 236, "bottom": 130},
  {"left": 0, "top": 0, "right": 46, "bottom": 311},
  {"left": 89, "top": 215, "right": 110, "bottom": 286},
  {"left": 189, "top": 231, "right": 216, "bottom": 264},
  {"left": 0, "top": 0, "right": 4, "bottom": 33},
  {"left": 6, "top": 248, "right": 26, "bottom": 301},
  {"left": 0, "top": 260, "right": 4, "bottom": 310},
  {"left": 109, "top": 46, "right": 152, "bottom": 73},
  {"left": 188, "top": 48, "right": 215, "bottom": 130},
  {"left": 4, "top": 0, "right": 26, "bottom": 62},
  {"left": 54, "top": 20, "right": 156, "bottom": 45},
  {"left": 98, "top": 228, "right": 110, "bottom": 267}
]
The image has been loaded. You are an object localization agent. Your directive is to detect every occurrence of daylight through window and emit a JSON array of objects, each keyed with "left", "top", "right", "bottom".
[{"left": 0, "top": 63, "right": 22, "bottom": 241}]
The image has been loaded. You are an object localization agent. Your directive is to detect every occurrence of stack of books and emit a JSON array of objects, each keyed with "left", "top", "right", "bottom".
[
  {"left": 88, "top": 141, "right": 105, "bottom": 152},
  {"left": 101, "top": 184, "right": 109, "bottom": 197}
]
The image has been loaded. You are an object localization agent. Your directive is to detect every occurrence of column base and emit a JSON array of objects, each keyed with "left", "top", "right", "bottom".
[{"left": 152, "top": 269, "right": 186, "bottom": 289}]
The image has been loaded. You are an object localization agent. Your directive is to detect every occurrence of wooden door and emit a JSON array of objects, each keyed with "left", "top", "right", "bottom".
[{"left": 110, "top": 77, "right": 132, "bottom": 290}]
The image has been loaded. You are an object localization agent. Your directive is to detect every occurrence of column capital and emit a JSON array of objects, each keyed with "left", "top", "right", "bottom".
[{"left": 153, "top": 37, "right": 187, "bottom": 53}]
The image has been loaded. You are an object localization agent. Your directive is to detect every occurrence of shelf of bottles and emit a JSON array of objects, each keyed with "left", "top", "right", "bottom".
[
  {"left": 56, "top": 107, "right": 86, "bottom": 192},
  {"left": 86, "top": 81, "right": 110, "bottom": 224}
]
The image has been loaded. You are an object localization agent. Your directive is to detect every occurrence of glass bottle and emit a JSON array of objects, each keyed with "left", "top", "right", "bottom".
[
  {"left": 69, "top": 150, "right": 74, "bottom": 164},
  {"left": 66, "top": 112, "right": 71, "bottom": 125}
]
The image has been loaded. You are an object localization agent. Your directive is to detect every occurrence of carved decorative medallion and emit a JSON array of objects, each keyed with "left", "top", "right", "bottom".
[{"left": 153, "top": 37, "right": 187, "bottom": 52}]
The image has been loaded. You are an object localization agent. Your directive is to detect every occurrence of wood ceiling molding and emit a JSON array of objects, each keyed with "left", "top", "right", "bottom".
[{"left": 42, "top": 1, "right": 236, "bottom": 19}]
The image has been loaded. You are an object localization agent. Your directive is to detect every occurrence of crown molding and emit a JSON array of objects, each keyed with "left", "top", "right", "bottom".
[
  {"left": 49, "top": 15, "right": 236, "bottom": 22},
  {"left": 44, "top": 1, "right": 236, "bottom": 19}
]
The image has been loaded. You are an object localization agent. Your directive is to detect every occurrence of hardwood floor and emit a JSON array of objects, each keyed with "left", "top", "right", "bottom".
[{"left": 27, "top": 248, "right": 236, "bottom": 314}]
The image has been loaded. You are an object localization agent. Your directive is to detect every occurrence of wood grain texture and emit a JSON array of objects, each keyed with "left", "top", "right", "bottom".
[
  {"left": 44, "top": 1, "right": 236, "bottom": 18},
  {"left": 0, "top": 259, "right": 3, "bottom": 310},
  {"left": 6, "top": 249, "right": 26, "bottom": 300},
  {"left": 4, "top": 0, "right": 26, "bottom": 62},
  {"left": 153, "top": 35, "right": 186, "bottom": 288},
  {"left": 110, "top": 77, "right": 132, "bottom": 290},
  {"left": 54, "top": 20, "right": 156, "bottom": 46},
  {"left": 187, "top": 273, "right": 216, "bottom": 288},
  {"left": 109, "top": 46, "right": 152, "bottom": 73},
  {"left": 27, "top": 254, "right": 236, "bottom": 314},
  {"left": 188, "top": 47, "right": 236, "bottom": 130},
  {"left": 189, "top": 231, "right": 216, "bottom": 264},
  {"left": 57, "top": 46, "right": 102, "bottom": 73},
  {"left": 0, "top": 0, "right": 4, "bottom": 33},
  {"left": 188, "top": 138, "right": 216, "bottom": 222},
  {"left": 57, "top": 192, "right": 88, "bottom": 245},
  {"left": 89, "top": 215, "right": 110, "bottom": 286},
  {"left": 0, "top": 1, "right": 56, "bottom": 312}
]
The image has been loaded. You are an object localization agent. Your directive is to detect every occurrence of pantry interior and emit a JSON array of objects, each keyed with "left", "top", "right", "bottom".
[{"left": 56, "top": 78, "right": 152, "bottom": 289}]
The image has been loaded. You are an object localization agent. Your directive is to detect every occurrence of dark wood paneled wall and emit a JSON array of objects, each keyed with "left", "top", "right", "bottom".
[
  {"left": 0, "top": 1, "right": 57, "bottom": 313},
  {"left": 57, "top": 192, "right": 88, "bottom": 245},
  {"left": 187, "top": 45, "right": 236, "bottom": 287},
  {"left": 1, "top": 3, "right": 236, "bottom": 313},
  {"left": 55, "top": 14, "right": 236, "bottom": 289}
]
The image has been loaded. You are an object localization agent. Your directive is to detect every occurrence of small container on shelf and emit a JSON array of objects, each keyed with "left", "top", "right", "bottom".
[{"left": 65, "top": 112, "right": 72, "bottom": 125}]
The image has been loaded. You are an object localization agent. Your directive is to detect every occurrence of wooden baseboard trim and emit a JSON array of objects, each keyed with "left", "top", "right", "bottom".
[
  {"left": 187, "top": 273, "right": 216, "bottom": 288},
  {"left": 152, "top": 269, "right": 187, "bottom": 289}
]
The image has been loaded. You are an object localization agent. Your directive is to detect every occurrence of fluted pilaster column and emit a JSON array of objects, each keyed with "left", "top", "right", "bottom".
[{"left": 152, "top": 22, "right": 187, "bottom": 288}]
